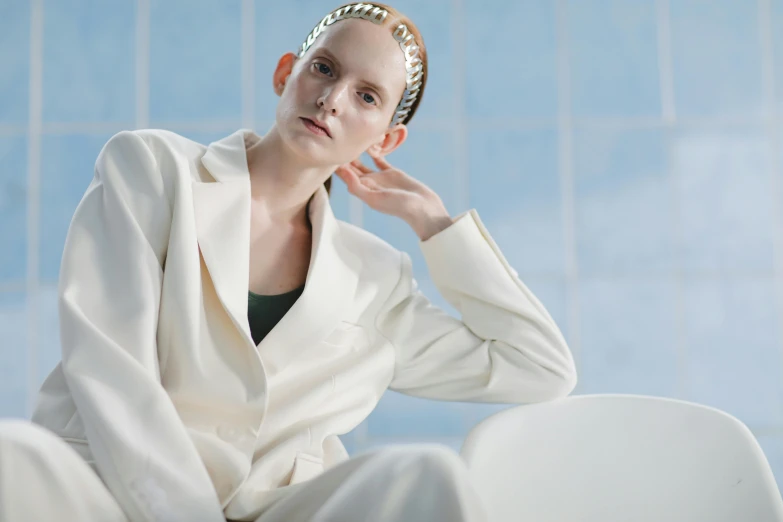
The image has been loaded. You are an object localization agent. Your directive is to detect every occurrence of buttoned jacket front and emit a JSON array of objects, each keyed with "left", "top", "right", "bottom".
[{"left": 32, "top": 128, "right": 577, "bottom": 521}]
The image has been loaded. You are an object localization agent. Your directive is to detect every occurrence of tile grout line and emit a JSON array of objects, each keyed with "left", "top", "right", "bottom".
[
  {"left": 135, "top": 0, "right": 150, "bottom": 130},
  {"left": 758, "top": 0, "right": 783, "bottom": 438},
  {"left": 655, "top": 0, "right": 687, "bottom": 401},
  {"left": 0, "top": 114, "right": 779, "bottom": 138},
  {"left": 748, "top": 425, "right": 783, "bottom": 437},
  {"left": 656, "top": 0, "right": 676, "bottom": 123},
  {"left": 25, "top": 0, "right": 43, "bottom": 417},
  {"left": 0, "top": 282, "right": 26, "bottom": 293},
  {"left": 452, "top": 0, "right": 469, "bottom": 217},
  {"left": 241, "top": 0, "right": 255, "bottom": 130},
  {"left": 452, "top": 0, "right": 473, "bottom": 436},
  {"left": 554, "top": 0, "right": 581, "bottom": 376}
]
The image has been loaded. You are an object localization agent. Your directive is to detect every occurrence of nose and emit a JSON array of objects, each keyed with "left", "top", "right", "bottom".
[{"left": 317, "top": 82, "right": 350, "bottom": 115}]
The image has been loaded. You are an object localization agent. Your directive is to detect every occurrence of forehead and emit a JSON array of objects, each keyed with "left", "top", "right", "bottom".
[{"left": 306, "top": 18, "right": 407, "bottom": 92}]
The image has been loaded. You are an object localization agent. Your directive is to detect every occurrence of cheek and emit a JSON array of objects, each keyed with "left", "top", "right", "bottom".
[
  {"left": 276, "top": 82, "right": 311, "bottom": 121},
  {"left": 275, "top": 97, "right": 296, "bottom": 123},
  {"left": 339, "top": 122, "right": 385, "bottom": 157},
  {"left": 342, "top": 119, "right": 373, "bottom": 144}
]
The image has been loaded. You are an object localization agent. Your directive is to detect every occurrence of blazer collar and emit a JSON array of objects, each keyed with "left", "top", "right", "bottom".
[{"left": 193, "top": 129, "right": 362, "bottom": 374}]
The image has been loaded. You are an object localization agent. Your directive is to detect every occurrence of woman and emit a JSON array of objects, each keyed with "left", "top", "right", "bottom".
[{"left": 0, "top": 3, "right": 576, "bottom": 521}]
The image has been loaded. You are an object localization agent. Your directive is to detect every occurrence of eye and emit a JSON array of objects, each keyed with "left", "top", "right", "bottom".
[
  {"left": 313, "top": 62, "right": 332, "bottom": 76},
  {"left": 361, "top": 93, "right": 376, "bottom": 105}
]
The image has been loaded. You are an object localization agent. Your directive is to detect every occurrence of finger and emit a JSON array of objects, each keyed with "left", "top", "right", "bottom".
[
  {"left": 334, "top": 165, "right": 356, "bottom": 186},
  {"left": 341, "top": 163, "right": 365, "bottom": 180},
  {"left": 350, "top": 158, "right": 374, "bottom": 175},
  {"left": 336, "top": 165, "right": 369, "bottom": 196},
  {"left": 370, "top": 153, "right": 393, "bottom": 171}
]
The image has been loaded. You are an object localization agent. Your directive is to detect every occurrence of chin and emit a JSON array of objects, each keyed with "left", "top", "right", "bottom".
[{"left": 282, "top": 127, "right": 338, "bottom": 166}]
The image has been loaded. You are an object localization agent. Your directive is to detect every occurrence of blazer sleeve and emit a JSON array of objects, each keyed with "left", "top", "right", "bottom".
[
  {"left": 57, "top": 131, "right": 226, "bottom": 521},
  {"left": 375, "top": 209, "right": 577, "bottom": 404}
]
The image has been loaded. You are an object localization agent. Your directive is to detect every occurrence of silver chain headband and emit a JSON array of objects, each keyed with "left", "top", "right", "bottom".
[{"left": 297, "top": 2, "right": 424, "bottom": 127}]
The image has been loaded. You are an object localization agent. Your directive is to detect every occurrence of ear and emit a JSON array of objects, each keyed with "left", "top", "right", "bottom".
[
  {"left": 367, "top": 124, "right": 408, "bottom": 157},
  {"left": 273, "top": 52, "right": 297, "bottom": 96}
]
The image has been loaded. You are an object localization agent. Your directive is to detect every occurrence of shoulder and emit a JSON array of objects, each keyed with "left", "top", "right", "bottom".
[
  {"left": 94, "top": 129, "right": 202, "bottom": 209},
  {"left": 134, "top": 128, "right": 205, "bottom": 154},
  {"left": 104, "top": 128, "right": 206, "bottom": 164},
  {"left": 97, "top": 129, "right": 210, "bottom": 195},
  {"left": 94, "top": 130, "right": 160, "bottom": 181},
  {"left": 99, "top": 128, "right": 207, "bottom": 166}
]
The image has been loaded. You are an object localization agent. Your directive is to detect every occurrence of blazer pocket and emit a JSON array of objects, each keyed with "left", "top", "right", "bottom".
[
  {"left": 323, "top": 322, "right": 369, "bottom": 349},
  {"left": 61, "top": 437, "right": 94, "bottom": 461},
  {"left": 61, "top": 437, "right": 100, "bottom": 476},
  {"left": 289, "top": 452, "right": 325, "bottom": 485}
]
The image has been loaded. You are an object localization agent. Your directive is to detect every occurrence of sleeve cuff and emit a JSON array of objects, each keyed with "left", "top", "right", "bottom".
[{"left": 418, "top": 208, "right": 520, "bottom": 287}]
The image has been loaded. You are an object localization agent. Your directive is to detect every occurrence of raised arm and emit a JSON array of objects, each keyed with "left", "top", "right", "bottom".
[{"left": 376, "top": 209, "right": 577, "bottom": 404}]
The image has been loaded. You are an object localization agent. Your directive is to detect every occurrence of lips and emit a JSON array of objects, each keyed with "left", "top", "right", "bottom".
[{"left": 301, "top": 117, "right": 331, "bottom": 137}]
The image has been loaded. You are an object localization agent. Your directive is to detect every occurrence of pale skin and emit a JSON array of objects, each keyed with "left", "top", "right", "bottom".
[{"left": 245, "top": 17, "right": 452, "bottom": 295}]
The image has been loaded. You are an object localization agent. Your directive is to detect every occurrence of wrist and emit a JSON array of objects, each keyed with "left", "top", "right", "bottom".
[{"left": 410, "top": 211, "right": 453, "bottom": 241}]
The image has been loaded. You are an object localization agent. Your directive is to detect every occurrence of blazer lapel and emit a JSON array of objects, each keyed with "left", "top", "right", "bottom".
[
  {"left": 193, "top": 129, "right": 253, "bottom": 348},
  {"left": 259, "top": 184, "right": 362, "bottom": 377},
  {"left": 193, "top": 129, "right": 362, "bottom": 374}
]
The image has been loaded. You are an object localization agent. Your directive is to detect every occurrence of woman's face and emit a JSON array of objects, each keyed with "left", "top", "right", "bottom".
[{"left": 273, "top": 17, "right": 409, "bottom": 166}]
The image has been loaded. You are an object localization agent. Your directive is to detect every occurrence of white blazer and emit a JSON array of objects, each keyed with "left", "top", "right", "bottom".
[{"left": 31, "top": 128, "right": 577, "bottom": 521}]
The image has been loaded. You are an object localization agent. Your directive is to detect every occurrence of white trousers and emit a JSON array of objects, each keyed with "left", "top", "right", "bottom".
[{"left": 0, "top": 419, "right": 488, "bottom": 522}]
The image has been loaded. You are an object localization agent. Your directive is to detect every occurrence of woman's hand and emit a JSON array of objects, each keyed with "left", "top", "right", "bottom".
[{"left": 334, "top": 153, "right": 454, "bottom": 241}]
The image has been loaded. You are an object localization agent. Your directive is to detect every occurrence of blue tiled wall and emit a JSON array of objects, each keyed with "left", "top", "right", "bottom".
[{"left": 2, "top": 0, "right": 783, "bottom": 491}]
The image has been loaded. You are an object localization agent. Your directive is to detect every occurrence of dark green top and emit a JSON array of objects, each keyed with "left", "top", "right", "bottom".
[{"left": 248, "top": 285, "right": 305, "bottom": 345}]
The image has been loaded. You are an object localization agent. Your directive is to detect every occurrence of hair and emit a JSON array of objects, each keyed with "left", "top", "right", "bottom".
[{"left": 306, "top": 2, "right": 429, "bottom": 196}]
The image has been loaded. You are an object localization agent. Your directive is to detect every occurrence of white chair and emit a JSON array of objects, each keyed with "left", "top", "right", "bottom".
[{"left": 460, "top": 394, "right": 783, "bottom": 522}]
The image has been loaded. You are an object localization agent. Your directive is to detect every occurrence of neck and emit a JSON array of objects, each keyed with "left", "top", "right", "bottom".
[{"left": 245, "top": 124, "right": 334, "bottom": 229}]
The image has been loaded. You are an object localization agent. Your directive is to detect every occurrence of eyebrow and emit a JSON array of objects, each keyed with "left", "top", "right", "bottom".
[{"left": 314, "top": 48, "right": 391, "bottom": 101}]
